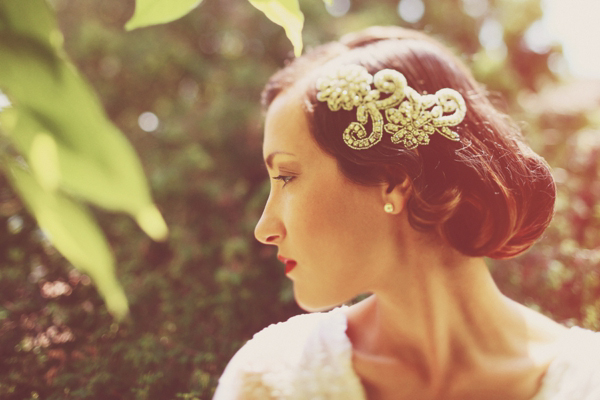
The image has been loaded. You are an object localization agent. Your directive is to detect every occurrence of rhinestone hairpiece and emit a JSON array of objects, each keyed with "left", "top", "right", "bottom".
[{"left": 315, "top": 65, "right": 466, "bottom": 150}]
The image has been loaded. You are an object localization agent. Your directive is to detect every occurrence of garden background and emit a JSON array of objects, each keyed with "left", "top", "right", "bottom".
[{"left": 1, "top": 0, "right": 600, "bottom": 398}]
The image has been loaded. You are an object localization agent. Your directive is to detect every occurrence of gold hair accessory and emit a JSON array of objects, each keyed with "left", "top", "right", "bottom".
[{"left": 315, "top": 65, "right": 466, "bottom": 150}]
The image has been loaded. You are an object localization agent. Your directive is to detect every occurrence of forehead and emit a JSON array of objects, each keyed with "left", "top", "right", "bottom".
[{"left": 263, "top": 84, "right": 315, "bottom": 159}]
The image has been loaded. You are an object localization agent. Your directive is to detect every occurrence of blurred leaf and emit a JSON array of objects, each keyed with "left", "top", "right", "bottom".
[
  {"left": 0, "top": 6, "right": 167, "bottom": 240},
  {"left": 0, "top": 0, "right": 168, "bottom": 323},
  {"left": 136, "top": 204, "right": 169, "bottom": 242},
  {"left": 248, "top": 0, "right": 304, "bottom": 56},
  {"left": 0, "top": 0, "right": 62, "bottom": 49},
  {"left": 3, "top": 159, "right": 128, "bottom": 319},
  {"left": 29, "top": 132, "right": 60, "bottom": 192},
  {"left": 125, "top": 0, "right": 204, "bottom": 30}
]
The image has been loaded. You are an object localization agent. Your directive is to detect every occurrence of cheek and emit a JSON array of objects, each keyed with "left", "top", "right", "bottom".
[
  {"left": 291, "top": 177, "right": 381, "bottom": 254},
  {"left": 288, "top": 182, "right": 337, "bottom": 241}
]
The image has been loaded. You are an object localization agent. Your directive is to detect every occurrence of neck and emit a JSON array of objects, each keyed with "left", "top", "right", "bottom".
[
  {"left": 346, "top": 229, "right": 539, "bottom": 397},
  {"left": 382, "top": 259, "right": 519, "bottom": 376}
]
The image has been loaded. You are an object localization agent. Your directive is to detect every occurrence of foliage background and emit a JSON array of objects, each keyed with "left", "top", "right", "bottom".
[{"left": 1, "top": 0, "right": 599, "bottom": 398}]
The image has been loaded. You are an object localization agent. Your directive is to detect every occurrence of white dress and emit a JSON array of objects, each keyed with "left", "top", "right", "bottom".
[{"left": 213, "top": 308, "right": 600, "bottom": 400}]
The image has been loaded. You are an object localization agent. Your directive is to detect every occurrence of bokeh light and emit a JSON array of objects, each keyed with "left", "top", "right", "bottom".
[
  {"left": 138, "top": 111, "right": 159, "bottom": 132},
  {"left": 0, "top": 91, "right": 10, "bottom": 111},
  {"left": 479, "top": 18, "right": 504, "bottom": 51},
  {"left": 325, "top": 0, "right": 351, "bottom": 17},
  {"left": 462, "top": 0, "right": 489, "bottom": 18},
  {"left": 397, "top": 0, "right": 425, "bottom": 24}
]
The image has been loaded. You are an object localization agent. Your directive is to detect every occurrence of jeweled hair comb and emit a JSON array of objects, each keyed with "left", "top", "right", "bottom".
[{"left": 315, "top": 65, "right": 466, "bottom": 150}]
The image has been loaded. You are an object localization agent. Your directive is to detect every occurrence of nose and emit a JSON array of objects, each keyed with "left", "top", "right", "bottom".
[{"left": 254, "top": 195, "right": 285, "bottom": 245}]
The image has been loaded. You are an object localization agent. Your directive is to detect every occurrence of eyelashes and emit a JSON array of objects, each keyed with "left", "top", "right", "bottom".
[{"left": 272, "top": 175, "right": 295, "bottom": 187}]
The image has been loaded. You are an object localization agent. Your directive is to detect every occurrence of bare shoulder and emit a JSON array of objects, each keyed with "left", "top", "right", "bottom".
[
  {"left": 508, "top": 299, "right": 570, "bottom": 368},
  {"left": 513, "top": 300, "right": 569, "bottom": 340}
]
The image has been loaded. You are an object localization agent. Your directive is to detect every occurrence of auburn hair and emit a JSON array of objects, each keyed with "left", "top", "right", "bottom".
[{"left": 261, "top": 26, "right": 555, "bottom": 259}]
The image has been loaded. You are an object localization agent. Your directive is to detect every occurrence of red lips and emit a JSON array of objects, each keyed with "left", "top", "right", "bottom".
[{"left": 277, "top": 255, "right": 297, "bottom": 274}]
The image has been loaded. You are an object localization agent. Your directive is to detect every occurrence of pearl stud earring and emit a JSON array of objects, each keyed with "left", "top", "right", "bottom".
[{"left": 384, "top": 203, "right": 394, "bottom": 213}]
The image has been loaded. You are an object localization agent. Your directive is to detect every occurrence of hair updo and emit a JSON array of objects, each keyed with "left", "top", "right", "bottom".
[{"left": 261, "top": 26, "right": 555, "bottom": 260}]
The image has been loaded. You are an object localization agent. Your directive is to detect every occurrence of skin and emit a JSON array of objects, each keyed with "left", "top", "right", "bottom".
[{"left": 254, "top": 83, "right": 569, "bottom": 400}]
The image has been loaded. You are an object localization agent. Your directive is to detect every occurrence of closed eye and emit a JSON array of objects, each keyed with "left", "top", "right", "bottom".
[{"left": 273, "top": 175, "right": 295, "bottom": 187}]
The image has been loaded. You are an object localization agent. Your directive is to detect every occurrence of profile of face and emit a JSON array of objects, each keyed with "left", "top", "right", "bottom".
[
  {"left": 254, "top": 83, "right": 396, "bottom": 312},
  {"left": 255, "top": 27, "right": 556, "bottom": 314}
]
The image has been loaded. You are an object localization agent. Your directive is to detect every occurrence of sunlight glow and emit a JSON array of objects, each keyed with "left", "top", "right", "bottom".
[
  {"left": 543, "top": 0, "right": 600, "bottom": 79},
  {"left": 0, "top": 92, "right": 11, "bottom": 111}
]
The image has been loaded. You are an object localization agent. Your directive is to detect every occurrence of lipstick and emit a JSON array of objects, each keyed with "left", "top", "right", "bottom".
[{"left": 277, "top": 255, "right": 297, "bottom": 274}]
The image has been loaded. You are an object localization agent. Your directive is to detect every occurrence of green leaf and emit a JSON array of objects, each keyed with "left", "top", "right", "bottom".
[
  {"left": 0, "top": 0, "right": 167, "bottom": 320},
  {"left": 0, "top": 36, "right": 168, "bottom": 241},
  {"left": 29, "top": 132, "right": 60, "bottom": 192},
  {"left": 4, "top": 160, "right": 128, "bottom": 319},
  {"left": 125, "top": 0, "right": 203, "bottom": 30},
  {"left": 0, "top": 0, "right": 62, "bottom": 50},
  {"left": 248, "top": 0, "right": 304, "bottom": 57}
]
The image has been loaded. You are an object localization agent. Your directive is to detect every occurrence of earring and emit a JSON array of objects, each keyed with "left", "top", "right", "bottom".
[{"left": 384, "top": 203, "right": 394, "bottom": 213}]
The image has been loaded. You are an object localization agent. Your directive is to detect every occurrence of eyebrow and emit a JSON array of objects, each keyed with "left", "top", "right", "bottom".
[{"left": 265, "top": 151, "right": 295, "bottom": 169}]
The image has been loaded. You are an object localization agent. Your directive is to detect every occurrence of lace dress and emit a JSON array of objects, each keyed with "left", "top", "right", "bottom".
[{"left": 213, "top": 308, "right": 600, "bottom": 400}]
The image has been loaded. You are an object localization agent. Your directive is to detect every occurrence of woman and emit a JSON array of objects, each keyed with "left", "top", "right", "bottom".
[{"left": 213, "top": 27, "right": 600, "bottom": 399}]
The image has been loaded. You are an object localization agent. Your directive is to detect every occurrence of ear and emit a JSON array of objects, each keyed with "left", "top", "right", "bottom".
[{"left": 380, "top": 177, "right": 412, "bottom": 215}]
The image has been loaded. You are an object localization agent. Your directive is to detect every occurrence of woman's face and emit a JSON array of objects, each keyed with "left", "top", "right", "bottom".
[{"left": 254, "top": 85, "right": 393, "bottom": 311}]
